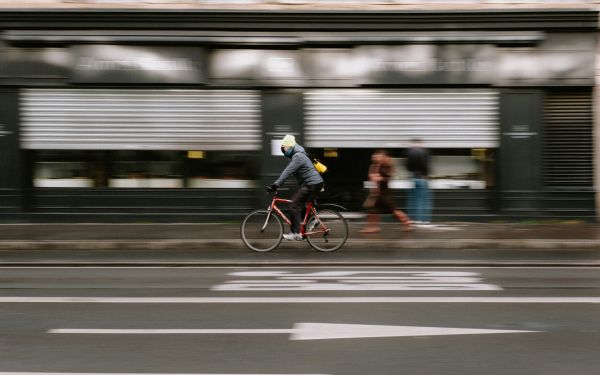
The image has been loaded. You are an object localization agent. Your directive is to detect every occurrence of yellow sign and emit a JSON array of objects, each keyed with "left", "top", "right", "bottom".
[
  {"left": 188, "top": 151, "right": 206, "bottom": 159},
  {"left": 324, "top": 148, "right": 338, "bottom": 158}
]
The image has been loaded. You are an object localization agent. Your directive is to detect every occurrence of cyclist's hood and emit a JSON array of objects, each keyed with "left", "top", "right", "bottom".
[{"left": 285, "top": 144, "right": 305, "bottom": 158}]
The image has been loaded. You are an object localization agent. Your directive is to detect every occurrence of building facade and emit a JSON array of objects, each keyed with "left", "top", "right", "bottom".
[{"left": 0, "top": 5, "right": 597, "bottom": 221}]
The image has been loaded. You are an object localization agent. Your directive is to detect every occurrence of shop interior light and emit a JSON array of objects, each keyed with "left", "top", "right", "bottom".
[
  {"left": 324, "top": 148, "right": 338, "bottom": 158},
  {"left": 188, "top": 151, "right": 206, "bottom": 159},
  {"left": 471, "top": 148, "right": 487, "bottom": 161}
]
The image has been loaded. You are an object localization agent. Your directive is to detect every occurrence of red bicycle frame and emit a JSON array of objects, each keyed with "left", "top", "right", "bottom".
[{"left": 267, "top": 192, "right": 327, "bottom": 237}]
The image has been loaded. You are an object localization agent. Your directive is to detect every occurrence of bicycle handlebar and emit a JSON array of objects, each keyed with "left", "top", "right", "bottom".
[{"left": 266, "top": 186, "right": 290, "bottom": 195}]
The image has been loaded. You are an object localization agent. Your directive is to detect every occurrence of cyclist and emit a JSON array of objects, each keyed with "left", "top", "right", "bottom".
[{"left": 267, "top": 134, "right": 324, "bottom": 241}]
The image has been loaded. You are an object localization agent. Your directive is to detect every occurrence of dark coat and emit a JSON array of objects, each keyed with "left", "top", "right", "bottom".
[{"left": 405, "top": 147, "right": 430, "bottom": 178}]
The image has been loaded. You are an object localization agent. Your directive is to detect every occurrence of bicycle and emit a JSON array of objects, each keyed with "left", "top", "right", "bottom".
[{"left": 241, "top": 189, "right": 348, "bottom": 252}]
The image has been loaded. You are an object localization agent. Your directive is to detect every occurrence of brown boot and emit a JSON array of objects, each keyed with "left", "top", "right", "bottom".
[
  {"left": 360, "top": 213, "right": 381, "bottom": 234},
  {"left": 393, "top": 210, "right": 413, "bottom": 231}
]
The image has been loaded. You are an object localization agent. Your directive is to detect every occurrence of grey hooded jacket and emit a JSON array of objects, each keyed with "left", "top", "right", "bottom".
[{"left": 274, "top": 144, "right": 323, "bottom": 187}]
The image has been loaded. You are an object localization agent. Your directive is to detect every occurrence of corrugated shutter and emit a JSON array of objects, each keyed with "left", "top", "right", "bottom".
[
  {"left": 543, "top": 90, "right": 594, "bottom": 188},
  {"left": 20, "top": 89, "right": 261, "bottom": 150},
  {"left": 304, "top": 89, "right": 499, "bottom": 148}
]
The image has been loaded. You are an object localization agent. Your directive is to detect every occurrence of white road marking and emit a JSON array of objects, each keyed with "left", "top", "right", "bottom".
[
  {"left": 227, "top": 271, "right": 480, "bottom": 276},
  {"left": 0, "top": 266, "right": 597, "bottom": 269},
  {"left": 48, "top": 323, "right": 538, "bottom": 341},
  {"left": 1, "top": 297, "right": 600, "bottom": 304},
  {"left": 213, "top": 270, "right": 501, "bottom": 291},
  {"left": 291, "top": 323, "right": 537, "bottom": 340},
  {"left": 0, "top": 373, "right": 328, "bottom": 375},
  {"left": 49, "top": 329, "right": 292, "bottom": 335}
]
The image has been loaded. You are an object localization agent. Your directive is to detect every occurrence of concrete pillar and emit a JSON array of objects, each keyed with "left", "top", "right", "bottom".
[{"left": 595, "top": 28, "right": 600, "bottom": 221}]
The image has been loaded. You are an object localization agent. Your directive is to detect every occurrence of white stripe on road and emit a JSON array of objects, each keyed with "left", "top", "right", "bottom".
[
  {"left": 49, "top": 329, "right": 293, "bottom": 335},
  {"left": 0, "top": 374, "right": 327, "bottom": 375},
  {"left": 0, "top": 266, "right": 598, "bottom": 269},
  {"left": 1, "top": 297, "right": 600, "bottom": 304},
  {"left": 48, "top": 323, "right": 538, "bottom": 340}
]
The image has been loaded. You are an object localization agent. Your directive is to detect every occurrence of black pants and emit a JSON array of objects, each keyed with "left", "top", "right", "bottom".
[{"left": 289, "top": 183, "right": 323, "bottom": 233}]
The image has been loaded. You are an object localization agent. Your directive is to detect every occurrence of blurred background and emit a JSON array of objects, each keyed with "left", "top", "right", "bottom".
[{"left": 0, "top": 0, "right": 597, "bottom": 222}]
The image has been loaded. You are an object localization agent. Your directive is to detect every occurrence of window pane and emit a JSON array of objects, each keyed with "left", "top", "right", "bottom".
[
  {"left": 187, "top": 151, "right": 259, "bottom": 189},
  {"left": 32, "top": 150, "right": 260, "bottom": 189},
  {"left": 109, "top": 151, "right": 183, "bottom": 188},
  {"left": 34, "top": 151, "right": 98, "bottom": 188},
  {"left": 355, "top": 148, "right": 495, "bottom": 190}
]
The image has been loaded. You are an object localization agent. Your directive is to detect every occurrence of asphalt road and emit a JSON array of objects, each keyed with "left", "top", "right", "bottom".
[{"left": 1, "top": 266, "right": 600, "bottom": 375}]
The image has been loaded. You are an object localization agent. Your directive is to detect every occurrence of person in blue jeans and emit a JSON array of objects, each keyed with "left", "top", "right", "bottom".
[{"left": 405, "top": 139, "right": 432, "bottom": 224}]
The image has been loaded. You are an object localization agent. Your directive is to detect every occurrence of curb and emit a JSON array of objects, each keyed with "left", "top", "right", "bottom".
[{"left": 3, "top": 238, "right": 600, "bottom": 250}]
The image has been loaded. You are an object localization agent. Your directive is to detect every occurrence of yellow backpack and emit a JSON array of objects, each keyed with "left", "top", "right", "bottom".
[{"left": 302, "top": 152, "right": 328, "bottom": 174}]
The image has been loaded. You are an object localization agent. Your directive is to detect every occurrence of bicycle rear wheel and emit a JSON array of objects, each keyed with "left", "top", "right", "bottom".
[
  {"left": 241, "top": 209, "right": 283, "bottom": 252},
  {"left": 306, "top": 209, "right": 348, "bottom": 252}
]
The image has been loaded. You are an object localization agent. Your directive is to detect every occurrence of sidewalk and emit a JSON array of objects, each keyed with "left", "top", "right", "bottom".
[
  {"left": 1, "top": 221, "right": 600, "bottom": 266},
  {"left": 1, "top": 221, "right": 600, "bottom": 250}
]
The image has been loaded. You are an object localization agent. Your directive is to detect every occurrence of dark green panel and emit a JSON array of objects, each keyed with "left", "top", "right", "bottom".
[
  {"left": 499, "top": 91, "right": 543, "bottom": 215},
  {"left": 0, "top": 10, "right": 596, "bottom": 31},
  {"left": 259, "top": 90, "right": 304, "bottom": 206},
  {"left": 541, "top": 190, "right": 595, "bottom": 218},
  {"left": 28, "top": 188, "right": 254, "bottom": 222},
  {"left": 391, "top": 189, "right": 494, "bottom": 221},
  {"left": 543, "top": 90, "right": 594, "bottom": 188},
  {"left": 0, "top": 90, "right": 19, "bottom": 189},
  {"left": 0, "top": 90, "right": 23, "bottom": 213}
]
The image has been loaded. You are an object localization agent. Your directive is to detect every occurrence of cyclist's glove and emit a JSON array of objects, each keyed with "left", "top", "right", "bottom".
[{"left": 266, "top": 184, "right": 278, "bottom": 193}]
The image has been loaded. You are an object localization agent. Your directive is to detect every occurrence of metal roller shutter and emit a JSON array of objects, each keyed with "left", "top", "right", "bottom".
[
  {"left": 20, "top": 89, "right": 261, "bottom": 150},
  {"left": 304, "top": 89, "right": 499, "bottom": 148},
  {"left": 543, "top": 90, "right": 594, "bottom": 188}
]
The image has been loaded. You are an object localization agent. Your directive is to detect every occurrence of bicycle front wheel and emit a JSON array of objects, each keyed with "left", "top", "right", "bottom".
[
  {"left": 306, "top": 209, "right": 348, "bottom": 252},
  {"left": 241, "top": 209, "right": 283, "bottom": 252}
]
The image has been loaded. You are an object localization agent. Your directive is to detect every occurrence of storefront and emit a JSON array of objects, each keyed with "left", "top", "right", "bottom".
[{"left": 0, "top": 9, "right": 596, "bottom": 221}]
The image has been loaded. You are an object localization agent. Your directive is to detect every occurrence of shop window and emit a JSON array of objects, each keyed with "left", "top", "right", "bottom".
[
  {"left": 33, "top": 150, "right": 101, "bottom": 188},
  {"left": 186, "top": 151, "right": 259, "bottom": 189},
  {"left": 33, "top": 150, "right": 259, "bottom": 189},
  {"left": 109, "top": 151, "right": 182, "bottom": 188},
  {"left": 393, "top": 149, "right": 495, "bottom": 189},
  {"left": 359, "top": 148, "right": 495, "bottom": 190}
]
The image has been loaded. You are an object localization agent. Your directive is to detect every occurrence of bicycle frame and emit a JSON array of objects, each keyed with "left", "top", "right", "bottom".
[{"left": 264, "top": 192, "right": 329, "bottom": 237}]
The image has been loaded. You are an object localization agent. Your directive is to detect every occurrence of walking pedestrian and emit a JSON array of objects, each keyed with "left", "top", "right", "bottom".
[
  {"left": 405, "top": 139, "right": 432, "bottom": 225},
  {"left": 361, "top": 150, "right": 412, "bottom": 233}
]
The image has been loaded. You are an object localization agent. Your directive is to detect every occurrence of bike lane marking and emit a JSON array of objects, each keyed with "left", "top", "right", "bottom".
[{"left": 211, "top": 270, "right": 501, "bottom": 291}]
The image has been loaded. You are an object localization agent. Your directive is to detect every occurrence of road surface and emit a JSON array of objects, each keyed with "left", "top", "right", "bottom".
[{"left": 1, "top": 266, "right": 599, "bottom": 375}]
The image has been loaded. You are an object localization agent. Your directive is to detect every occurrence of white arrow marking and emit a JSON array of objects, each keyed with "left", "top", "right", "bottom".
[
  {"left": 290, "top": 323, "right": 538, "bottom": 340},
  {"left": 49, "top": 323, "right": 538, "bottom": 341}
]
